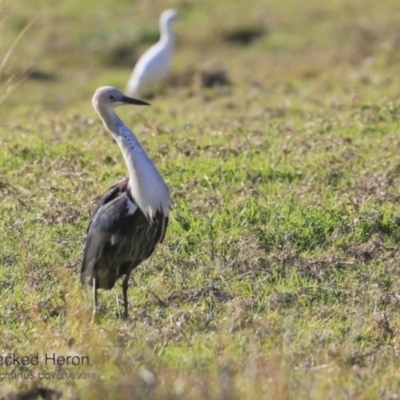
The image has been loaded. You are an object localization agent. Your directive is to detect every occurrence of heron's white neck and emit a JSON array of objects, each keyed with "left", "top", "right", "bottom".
[{"left": 97, "top": 108, "right": 170, "bottom": 219}]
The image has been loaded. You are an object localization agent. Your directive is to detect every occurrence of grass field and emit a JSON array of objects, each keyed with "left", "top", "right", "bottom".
[{"left": 2, "top": 0, "right": 400, "bottom": 398}]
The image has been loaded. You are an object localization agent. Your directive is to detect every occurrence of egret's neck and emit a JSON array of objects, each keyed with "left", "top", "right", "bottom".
[{"left": 160, "top": 22, "right": 174, "bottom": 45}]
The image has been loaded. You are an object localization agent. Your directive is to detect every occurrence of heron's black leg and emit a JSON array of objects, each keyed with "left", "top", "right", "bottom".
[
  {"left": 122, "top": 272, "right": 131, "bottom": 319},
  {"left": 90, "top": 278, "right": 100, "bottom": 325}
]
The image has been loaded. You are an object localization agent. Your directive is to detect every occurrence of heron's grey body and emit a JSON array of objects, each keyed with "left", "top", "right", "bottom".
[{"left": 81, "top": 87, "right": 170, "bottom": 318}]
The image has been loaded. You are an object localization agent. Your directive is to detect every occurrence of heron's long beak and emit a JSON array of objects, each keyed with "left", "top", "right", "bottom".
[{"left": 122, "top": 95, "right": 150, "bottom": 106}]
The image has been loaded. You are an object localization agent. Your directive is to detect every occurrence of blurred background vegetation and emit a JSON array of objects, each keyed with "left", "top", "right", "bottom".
[{"left": 2, "top": 0, "right": 400, "bottom": 399}]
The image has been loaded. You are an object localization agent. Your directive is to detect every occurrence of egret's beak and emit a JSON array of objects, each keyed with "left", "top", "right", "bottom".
[{"left": 122, "top": 96, "right": 150, "bottom": 106}]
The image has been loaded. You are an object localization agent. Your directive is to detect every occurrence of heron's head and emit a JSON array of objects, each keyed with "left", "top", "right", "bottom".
[
  {"left": 160, "top": 9, "right": 178, "bottom": 27},
  {"left": 92, "top": 86, "right": 150, "bottom": 111}
]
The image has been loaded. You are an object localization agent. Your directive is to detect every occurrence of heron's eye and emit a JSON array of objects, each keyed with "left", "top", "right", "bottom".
[{"left": 109, "top": 95, "right": 115, "bottom": 100}]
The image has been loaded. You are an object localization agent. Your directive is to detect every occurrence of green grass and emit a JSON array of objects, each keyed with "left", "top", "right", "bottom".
[{"left": 2, "top": 0, "right": 400, "bottom": 398}]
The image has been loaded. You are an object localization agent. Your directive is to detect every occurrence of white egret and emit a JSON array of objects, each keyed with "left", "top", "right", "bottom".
[{"left": 125, "top": 9, "right": 178, "bottom": 97}]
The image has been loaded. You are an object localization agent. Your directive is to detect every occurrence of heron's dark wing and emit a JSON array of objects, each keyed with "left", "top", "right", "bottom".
[
  {"left": 81, "top": 192, "right": 138, "bottom": 288},
  {"left": 88, "top": 177, "right": 129, "bottom": 227},
  {"left": 81, "top": 179, "right": 169, "bottom": 290}
]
